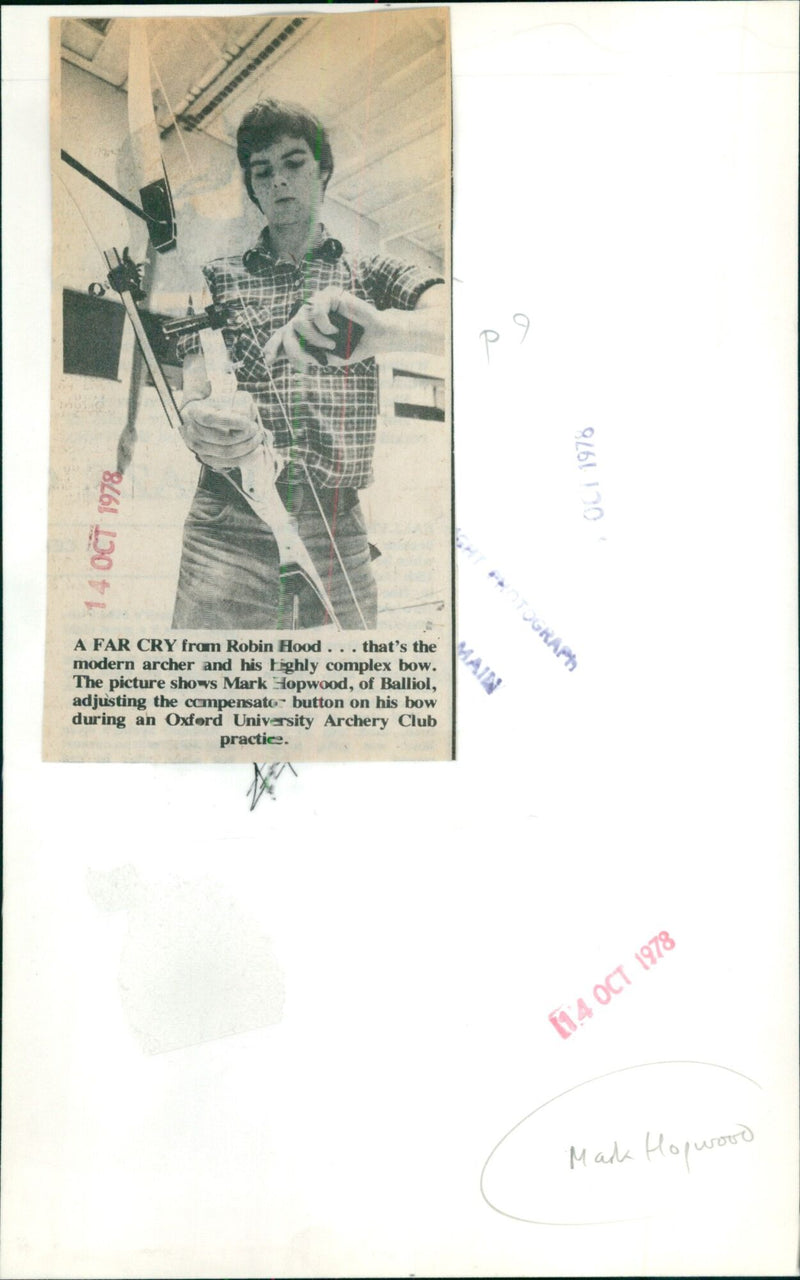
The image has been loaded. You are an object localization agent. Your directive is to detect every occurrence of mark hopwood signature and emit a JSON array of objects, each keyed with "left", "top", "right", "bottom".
[
  {"left": 480, "top": 1061, "right": 762, "bottom": 1226},
  {"left": 569, "top": 1124, "right": 754, "bottom": 1174}
]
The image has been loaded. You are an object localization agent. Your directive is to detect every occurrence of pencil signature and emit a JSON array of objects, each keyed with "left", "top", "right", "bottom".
[
  {"left": 247, "top": 762, "right": 297, "bottom": 810},
  {"left": 480, "top": 1061, "right": 762, "bottom": 1226}
]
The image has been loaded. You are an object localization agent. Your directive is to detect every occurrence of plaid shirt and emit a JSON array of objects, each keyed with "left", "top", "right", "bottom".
[{"left": 177, "top": 226, "right": 444, "bottom": 490}]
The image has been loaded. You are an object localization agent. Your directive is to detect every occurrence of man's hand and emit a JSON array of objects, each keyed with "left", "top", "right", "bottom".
[
  {"left": 263, "top": 287, "right": 388, "bottom": 372},
  {"left": 179, "top": 388, "right": 264, "bottom": 472}
]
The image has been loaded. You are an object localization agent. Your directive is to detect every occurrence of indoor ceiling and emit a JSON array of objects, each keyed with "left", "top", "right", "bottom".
[{"left": 60, "top": 12, "right": 449, "bottom": 262}]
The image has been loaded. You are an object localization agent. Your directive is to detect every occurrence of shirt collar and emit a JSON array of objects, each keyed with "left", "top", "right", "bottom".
[{"left": 242, "top": 225, "right": 344, "bottom": 273}]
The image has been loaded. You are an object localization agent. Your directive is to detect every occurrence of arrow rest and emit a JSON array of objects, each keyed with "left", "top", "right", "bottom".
[{"left": 106, "top": 249, "right": 147, "bottom": 301}]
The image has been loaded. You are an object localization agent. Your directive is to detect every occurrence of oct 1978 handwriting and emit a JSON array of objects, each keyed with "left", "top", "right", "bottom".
[
  {"left": 549, "top": 931, "right": 676, "bottom": 1040},
  {"left": 85, "top": 471, "right": 123, "bottom": 612}
]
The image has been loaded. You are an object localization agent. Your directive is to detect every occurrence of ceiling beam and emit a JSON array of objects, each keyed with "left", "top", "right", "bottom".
[
  {"left": 174, "top": 16, "right": 317, "bottom": 133},
  {"left": 366, "top": 174, "right": 447, "bottom": 229},
  {"left": 333, "top": 116, "right": 445, "bottom": 189},
  {"left": 325, "top": 45, "right": 445, "bottom": 130},
  {"left": 61, "top": 47, "right": 125, "bottom": 89},
  {"left": 383, "top": 217, "right": 442, "bottom": 245}
]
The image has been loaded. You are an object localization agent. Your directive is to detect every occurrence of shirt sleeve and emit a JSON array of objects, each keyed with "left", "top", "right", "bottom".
[{"left": 356, "top": 254, "right": 445, "bottom": 312}]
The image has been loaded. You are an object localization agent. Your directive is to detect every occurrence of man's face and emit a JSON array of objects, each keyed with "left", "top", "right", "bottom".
[{"left": 248, "top": 135, "right": 327, "bottom": 230}]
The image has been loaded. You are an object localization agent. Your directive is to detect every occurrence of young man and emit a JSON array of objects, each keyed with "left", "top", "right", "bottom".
[{"left": 173, "top": 99, "right": 446, "bottom": 630}]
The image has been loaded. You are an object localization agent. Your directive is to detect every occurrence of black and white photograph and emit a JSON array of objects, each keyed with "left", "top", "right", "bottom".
[{"left": 45, "top": 9, "right": 453, "bottom": 762}]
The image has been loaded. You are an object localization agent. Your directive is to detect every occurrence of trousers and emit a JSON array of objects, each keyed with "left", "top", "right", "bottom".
[{"left": 171, "top": 474, "right": 377, "bottom": 630}]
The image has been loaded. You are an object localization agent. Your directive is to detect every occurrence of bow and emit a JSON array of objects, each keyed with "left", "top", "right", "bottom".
[
  {"left": 62, "top": 19, "right": 368, "bottom": 631},
  {"left": 188, "top": 294, "right": 341, "bottom": 625}
]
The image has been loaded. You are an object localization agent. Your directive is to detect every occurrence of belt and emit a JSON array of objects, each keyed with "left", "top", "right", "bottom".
[{"left": 198, "top": 465, "right": 358, "bottom": 517}]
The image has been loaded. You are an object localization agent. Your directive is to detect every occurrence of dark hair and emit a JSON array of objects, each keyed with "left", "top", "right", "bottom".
[{"left": 237, "top": 99, "right": 334, "bottom": 206}]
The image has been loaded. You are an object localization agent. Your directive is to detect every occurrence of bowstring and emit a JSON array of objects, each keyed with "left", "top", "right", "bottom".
[
  {"left": 147, "top": 47, "right": 195, "bottom": 181},
  {"left": 236, "top": 298, "right": 369, "bottom": 631},
  {"left": 57, "top": 171, "right": 109, "bottom": 266}
]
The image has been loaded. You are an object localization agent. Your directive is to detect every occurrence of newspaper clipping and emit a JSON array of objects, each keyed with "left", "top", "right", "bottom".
[{"left": 45, "top": 9, "right": 453, "bottom": 764}]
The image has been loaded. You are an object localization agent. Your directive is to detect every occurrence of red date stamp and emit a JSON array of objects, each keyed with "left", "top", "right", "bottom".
[
  {"left": 549, "top": 930, "right": 676, "bottom": 1041},
  {"left": 84, "top": 470, "right": 123, "bottom": 612}
]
